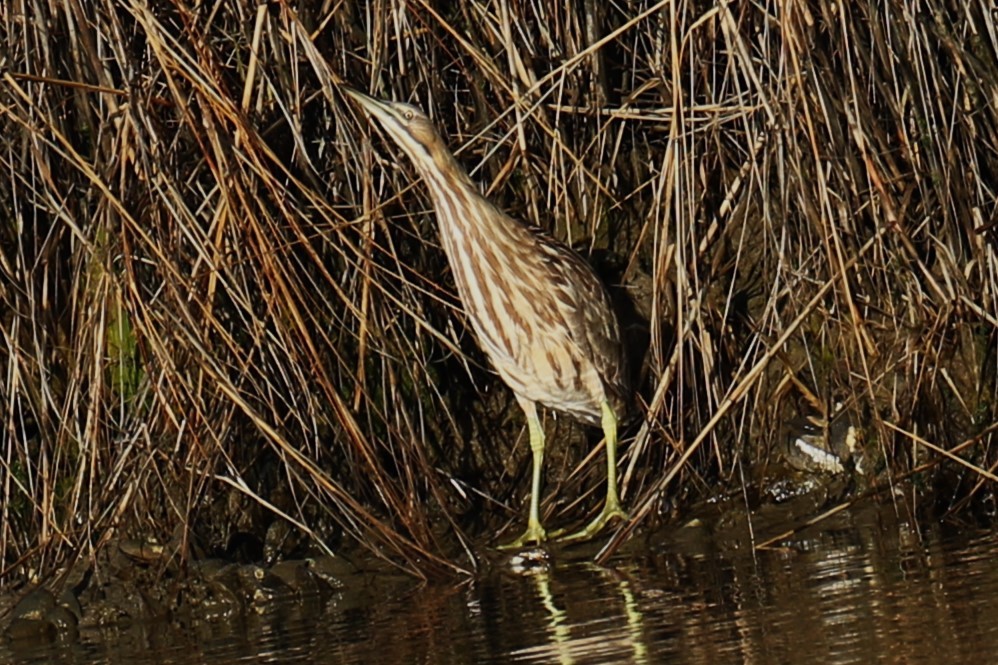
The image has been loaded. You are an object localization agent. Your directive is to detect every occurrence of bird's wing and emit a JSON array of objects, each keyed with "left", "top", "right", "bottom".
[{"left": 535, "top": 234, "right": 628, "bottom": 404}]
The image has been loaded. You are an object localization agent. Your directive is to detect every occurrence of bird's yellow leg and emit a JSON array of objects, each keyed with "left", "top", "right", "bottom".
[
  {"left": 499, "top": 400, "right": 548, "bottom": 549},
  {"left": 559, "top": 400, "right": 629, "bottom": 543}
]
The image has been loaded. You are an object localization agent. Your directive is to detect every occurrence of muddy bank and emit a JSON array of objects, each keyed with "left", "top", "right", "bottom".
[{"left": 5, "top": 432, "right": 989, "bottom": 653}]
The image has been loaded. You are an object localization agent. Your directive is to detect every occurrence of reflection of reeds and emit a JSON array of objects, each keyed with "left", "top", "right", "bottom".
[{"left": 1, "top": 1, "right": 995, "bottom": 581}]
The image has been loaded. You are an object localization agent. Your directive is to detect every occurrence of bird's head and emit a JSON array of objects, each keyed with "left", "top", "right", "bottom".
[{"left": 343, "top": 88, "right": 447, "bottom": 173}]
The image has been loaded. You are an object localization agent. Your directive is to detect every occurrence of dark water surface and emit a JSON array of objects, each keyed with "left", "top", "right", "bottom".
[{"left": 6, "top": 499, "right": 998, "bottom": 664}]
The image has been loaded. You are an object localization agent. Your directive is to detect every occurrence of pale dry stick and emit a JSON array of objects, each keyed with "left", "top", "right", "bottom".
[
  {"left": 598, "top": 226, "right": 889, "bottom": 562},
  {"left": 7, "top": 72, "right": 126, "bottom": 97},
  {"left": 467, "top": 0, "right": 536, "bottom": 91},
  {"left": 498, "top": 0, "right": 529, "bottom": 157},
  {"left": 939, "top": 368, "right": 972, "bottom": 417},
  {"left": 828, "top": 31, "right": 881, "bottom": 363},
  {"left": 215, "top": 473, "right": 323, "bottom": 547},
  {"left": 883, "top": 421, "right": 998, "bottom": 482},
  {"left": 755, "top": 500, "right": 857, "bottom": 550},
  {"left": 960, "top": 294, "right": 998, "bottom": 328},
  {"left": 698, "top": 1, "right": 779, "bottom": 262},
  {"left": 352, "top": 141, "right": 374, "bottom": 411},
  {"left": 697, "top": 126, "right": 773, "bottom": 262},
  {"left": 496, "top": 0, "right": 535, "bottom": 224},
  {"left": 543, "top": 104, "right": 681, "bottom": 121},
  {"left": 240, "top": 3, "right": 268, "bottom": 114},
  {"left": 619, "top": 3, "right": 746, "bottom": 284},
  {"left": 621, "top": 296, "right": 699, "bottom": 492}
]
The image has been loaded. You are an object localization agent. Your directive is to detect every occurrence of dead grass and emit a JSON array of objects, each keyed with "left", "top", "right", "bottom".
[{"left": 1, "top": 0, "right": 997, "bottom": 581}]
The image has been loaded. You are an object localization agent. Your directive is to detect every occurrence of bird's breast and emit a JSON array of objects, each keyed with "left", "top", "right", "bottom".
[{"left": 449, "top": 243, "right": 606, "bottom": 421}]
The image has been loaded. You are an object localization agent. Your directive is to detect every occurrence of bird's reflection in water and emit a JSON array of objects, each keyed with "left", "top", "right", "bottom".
[{"left": 505, "top": 549, "right": 650, "bottom": 664}]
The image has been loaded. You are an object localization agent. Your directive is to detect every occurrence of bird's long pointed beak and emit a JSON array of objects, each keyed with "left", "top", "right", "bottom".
[
  {"left": 342, "top": 87, "right": 393, "bottom": 123},
  {"left": 342, "top": 86, "right": 370, "bottom": 107}
]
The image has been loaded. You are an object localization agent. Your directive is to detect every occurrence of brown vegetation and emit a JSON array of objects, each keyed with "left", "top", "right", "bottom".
[{"left": 1, "top": 0, "right": 997, "bottom": 582}]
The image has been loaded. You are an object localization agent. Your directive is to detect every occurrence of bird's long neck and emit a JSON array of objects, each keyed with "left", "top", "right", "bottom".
[
  {"left": 410, "top": 143, "right": 530, "bottom": 327},
  {"left": 412, "top": 145, "right": 523, "bottom": 246}
]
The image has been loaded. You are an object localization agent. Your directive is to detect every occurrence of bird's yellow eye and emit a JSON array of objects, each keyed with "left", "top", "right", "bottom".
[{"left": 403, "top": 110, "right": 414, "bottom": 121}]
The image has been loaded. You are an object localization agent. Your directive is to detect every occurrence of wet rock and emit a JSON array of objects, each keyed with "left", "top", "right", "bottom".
[
  {"left": 177, "top": 559, "right": 228, "bottom": 614},
  {"left": 44, "top": 606, "right": 78, "bottom": 636},
  {"left": 238, "top": 565, "right": 290, "bottom": 604},
  {"left": 269, "top": 560, "right": 323, "bottom": 595},
  {"left": 11, "top": 589, "right": 55, "bottom": 621},
  {"left": 3, "top": 588, "right": 78, "bottom": 643},
  {"left": 306, "top": 555, "right": 358, "bottom": 588},
  {"left": 86, "top": 578, "right": 163, "bottom": 626},
  {"left": 119, "top": 538, "right": 167, "bottom": 564},
  {"left": 4, "top": 617, "right": 57, "bottom": 643},
  {"left": 189, "top": 558, "right": 228, "bottom": 579},
  {"left": 209, "top": 564, "right": 290, "bottom": 605},
  {"left": 187, "top": 575, "right": 240, "bottom": 619},
  {"left": 57, "top": 589, "right": 83, "bottom": 622},
  {"left": 206, "top": 563, "right": 244, "bottom": 596}
]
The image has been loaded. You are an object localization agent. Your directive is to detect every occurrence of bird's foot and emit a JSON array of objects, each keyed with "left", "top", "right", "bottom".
[
  {"left": 555, "top": 502, "right": 628, "bottom": 544},
  {"left": 498, "top": 520, "right": 547, "bottom": 550}
]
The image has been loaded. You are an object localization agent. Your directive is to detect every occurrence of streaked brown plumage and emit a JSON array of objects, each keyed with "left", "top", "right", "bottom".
[{"left": 344, "top": 87, "right": 628, "bottom": 547}]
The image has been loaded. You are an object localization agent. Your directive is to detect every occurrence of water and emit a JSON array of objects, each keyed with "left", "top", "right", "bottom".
[{"left": 5, "top": 499, "right": 998, "bottom": 664}]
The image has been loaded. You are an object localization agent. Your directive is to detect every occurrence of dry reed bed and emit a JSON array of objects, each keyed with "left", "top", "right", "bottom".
[{"left": 1, "top": 0, "right": 996, "bottom": 581}]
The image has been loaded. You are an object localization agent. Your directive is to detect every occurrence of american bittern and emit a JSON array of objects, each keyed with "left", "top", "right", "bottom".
[{"left": 345, "top": 88, "right": 628, "bottom": 547}]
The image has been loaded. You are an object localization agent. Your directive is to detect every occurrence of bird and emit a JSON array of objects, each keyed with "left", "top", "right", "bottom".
[{"left": 344, "top": 87, "right": 628, "bottom": 548}]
